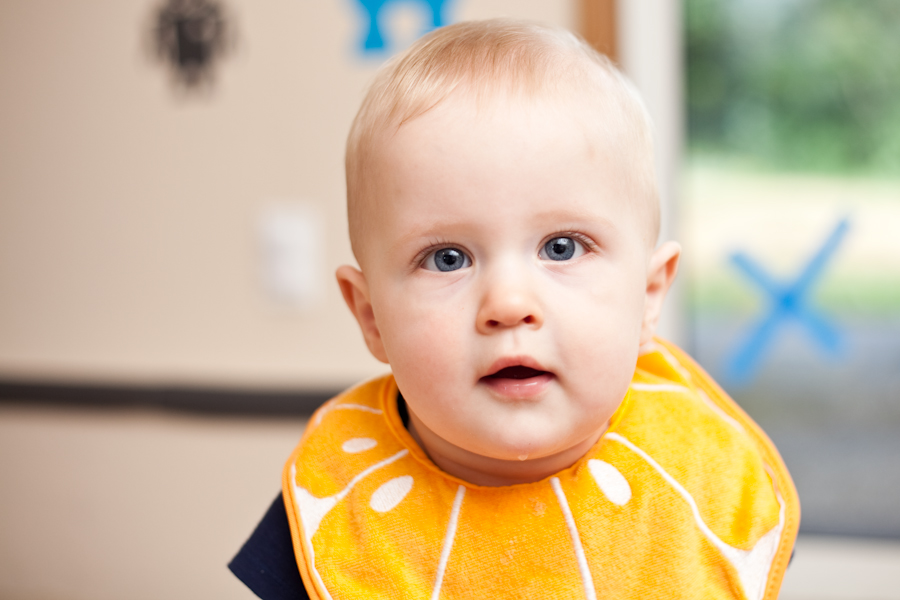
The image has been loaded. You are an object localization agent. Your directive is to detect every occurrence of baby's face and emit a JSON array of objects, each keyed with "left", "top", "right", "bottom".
[{"left": 344, "top": 94, "right": 666, "bottom": 479}]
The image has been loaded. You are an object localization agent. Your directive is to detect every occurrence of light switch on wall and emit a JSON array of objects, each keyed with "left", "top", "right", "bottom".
[{"left": 258, "top": 203, "right": 324, "bottom": 308}]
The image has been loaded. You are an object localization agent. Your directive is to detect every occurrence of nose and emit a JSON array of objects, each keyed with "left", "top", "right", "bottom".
[{"left": 476, "top": 269, "right": 544, "bottom": 334}]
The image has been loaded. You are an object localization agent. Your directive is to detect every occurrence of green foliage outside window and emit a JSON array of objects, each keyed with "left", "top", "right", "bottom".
[{"left": 686, "top": 0, "right": 900, "bottom": 176}]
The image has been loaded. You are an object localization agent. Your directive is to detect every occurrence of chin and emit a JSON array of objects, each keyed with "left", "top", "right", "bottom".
[{"left": 473, "top": 428, "right": 566, "bottom": 462}]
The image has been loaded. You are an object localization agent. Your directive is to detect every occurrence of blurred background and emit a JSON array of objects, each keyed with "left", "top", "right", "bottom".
[{"left": 0, "top": 0, "right": 897, "bottom": 598}]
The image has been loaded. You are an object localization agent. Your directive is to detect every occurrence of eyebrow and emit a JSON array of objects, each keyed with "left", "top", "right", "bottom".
[
  {"left": 529, "top": 206, "right": 618, "bottom": 229},
  {"left": 389, "top": 219, "right": 457, "bottom": 254}
]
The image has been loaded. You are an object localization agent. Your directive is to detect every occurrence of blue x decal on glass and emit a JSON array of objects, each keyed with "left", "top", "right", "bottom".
[
  {"left": 353, "top": 0, "right": 452, "bottom": 53},
  {"left": 726, "top": 218, "right": 850, "bottom": 384}
]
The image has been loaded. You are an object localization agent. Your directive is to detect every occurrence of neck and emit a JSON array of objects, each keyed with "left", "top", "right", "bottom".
[{"left": 407, "top": 411, "right": 606, "bottom": 487}]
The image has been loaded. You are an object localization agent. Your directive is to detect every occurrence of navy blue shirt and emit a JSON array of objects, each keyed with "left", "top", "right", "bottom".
[{"left": 229, "top": 493, "right": 309, "bottom": 600}]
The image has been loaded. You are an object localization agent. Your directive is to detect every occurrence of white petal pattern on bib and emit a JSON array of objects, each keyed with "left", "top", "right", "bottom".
[
  {"left": 370, "top": 475, "right": 414, "bottom": 513},
  {"left": 342, "top": 437, "right": 378, "bottom": 453},
  {"left": 588, "top": 459, "right": 632, "bottom": 506}
]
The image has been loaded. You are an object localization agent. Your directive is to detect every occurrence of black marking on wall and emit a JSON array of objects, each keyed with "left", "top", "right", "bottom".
[{"left": 151, "top": 0, "right": 235, "bottom": 91}]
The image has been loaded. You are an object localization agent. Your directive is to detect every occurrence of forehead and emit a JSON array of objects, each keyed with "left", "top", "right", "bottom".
[
  {"left": 355, "top": 94, "right": 648, "bottom": 258},
  {"left": 388, "top": 97, "right": 601, "bottom": 189}
]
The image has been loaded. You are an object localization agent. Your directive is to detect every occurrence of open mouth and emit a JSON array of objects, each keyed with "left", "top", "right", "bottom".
[
  {"left": 481, "top": 362, "right": 554, "bottom": 399},
  {"left": 485, "top": 366, "right": 550, "bottom": 380}
]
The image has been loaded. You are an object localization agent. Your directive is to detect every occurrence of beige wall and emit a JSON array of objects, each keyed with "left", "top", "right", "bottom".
[
  {"left": 617, "top": 0, "right": 685, "bottom": 344},
  {"left": 0, "top": 0, "right": 576, "bottom": 391},
  {"left": 0, "top": 404, "right": 305, "bottom": 600}
]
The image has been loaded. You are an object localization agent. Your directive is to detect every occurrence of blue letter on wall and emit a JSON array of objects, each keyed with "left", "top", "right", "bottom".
[{"left": 354, "top": 0, "right": 452, "bottom": 53}]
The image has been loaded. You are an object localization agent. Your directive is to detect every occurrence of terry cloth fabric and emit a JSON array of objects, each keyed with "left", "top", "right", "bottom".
[{"left": 282, "top": 339, "right": 800, "bottom": 600}]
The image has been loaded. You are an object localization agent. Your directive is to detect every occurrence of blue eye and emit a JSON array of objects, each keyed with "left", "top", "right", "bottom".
[
  {"left": 425, "top": 248, "right": 471, "bottom": 272},
  {"left": 540, "top": 237, "right": 584, "bottom": 261}
]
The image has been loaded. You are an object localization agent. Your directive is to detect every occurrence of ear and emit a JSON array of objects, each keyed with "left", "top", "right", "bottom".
[
  {"left": 640, "top": 241, "right": 681, "bottom": 345},
  {"left": 335, "top": 265, "right": 389, "bottom": 364}
]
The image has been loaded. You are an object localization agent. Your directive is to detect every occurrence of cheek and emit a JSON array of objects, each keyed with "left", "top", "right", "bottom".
[
  {"left": 553, "top": 271, "right": 645, "bottom": 379},
  {"left": 380, "top": 304, "right": 472, "bottom": 435},
  {"left": 563, "top": 264, "right": 645, "bottom": 329},
  {"left": 375, "top": 291, "right": 469, "bottom": 389}
]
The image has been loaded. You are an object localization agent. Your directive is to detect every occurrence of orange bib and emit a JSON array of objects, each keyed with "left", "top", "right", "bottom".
[{"left": 283, "top": 340, "right": 799, "bottom": 599}]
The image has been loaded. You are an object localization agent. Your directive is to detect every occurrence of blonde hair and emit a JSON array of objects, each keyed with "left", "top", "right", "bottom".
[{"left": 346, "top": 19, "right": 659, "bottom": 256}]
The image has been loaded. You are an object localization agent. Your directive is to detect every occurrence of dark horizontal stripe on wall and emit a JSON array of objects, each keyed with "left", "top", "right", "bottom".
[{"left": 0, "top": 380, "right": 342, "bottom": 416}]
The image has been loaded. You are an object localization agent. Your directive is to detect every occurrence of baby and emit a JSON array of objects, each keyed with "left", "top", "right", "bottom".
[{"left": 231, "top": 19, "right": 798, "bottom": 600}]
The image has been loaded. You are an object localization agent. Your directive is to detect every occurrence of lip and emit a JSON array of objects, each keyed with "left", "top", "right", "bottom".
[
  {"left": 483, "top": 355, "right": 549, "bottom": 377},
  {"left": 480, "top": 355, "right": 554, "bottom": 400}
]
